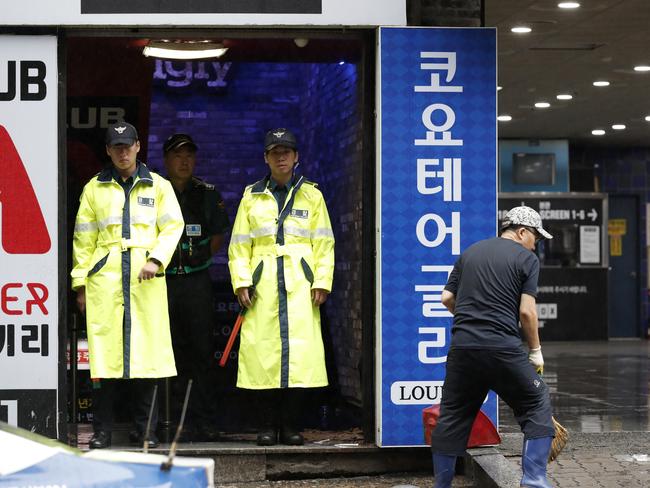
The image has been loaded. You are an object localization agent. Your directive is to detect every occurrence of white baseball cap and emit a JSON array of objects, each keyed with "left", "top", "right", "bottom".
[{"left": 501, "top": 206, "right": 553, "bottom": 240}]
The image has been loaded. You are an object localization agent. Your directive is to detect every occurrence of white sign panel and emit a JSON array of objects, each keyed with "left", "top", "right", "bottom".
[
  {"left": 580, "top": 225, "right": 600, "bottom": 264},
  {"left": 3, "top": 0, "right": 405, "bottom": 26},
  {"left": 0, "top": 36, "right": 58, "bottom": 436}
]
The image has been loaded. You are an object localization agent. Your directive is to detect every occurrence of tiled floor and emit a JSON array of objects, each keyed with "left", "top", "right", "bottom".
[{"left": 498, "top": 340, "right": 650, "bottom": 488}]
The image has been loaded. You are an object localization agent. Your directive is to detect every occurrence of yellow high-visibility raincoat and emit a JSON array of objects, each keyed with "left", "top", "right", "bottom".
[
  {"left": 71, "top": 163, "right": 184, "bottom": 379},
  {"left": 228, "top": 175, "right": 335, "bottom": 389}
]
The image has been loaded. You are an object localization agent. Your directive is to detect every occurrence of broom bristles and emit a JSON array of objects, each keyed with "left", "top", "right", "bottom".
[{"left": 548, "top": 416, "right": 568, "bottom": 463}]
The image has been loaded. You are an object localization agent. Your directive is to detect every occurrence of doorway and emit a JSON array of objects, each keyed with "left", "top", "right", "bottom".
[
  {"left": 65, "top": 32, "right": 375, "bottom": 441},
  {"left": 607, "top": 194, "right": 640, "bottom": 338}
]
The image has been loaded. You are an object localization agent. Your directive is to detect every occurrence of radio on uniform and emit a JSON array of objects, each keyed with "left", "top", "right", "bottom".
[{"left": 185, "top": 224, "right": 202, "bottom": 236}]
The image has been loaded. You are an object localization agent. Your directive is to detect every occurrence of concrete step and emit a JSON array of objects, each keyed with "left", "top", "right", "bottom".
[
  {"left": 71, "top": 424, "right": 483, "bottom": 485},
  {"left": 145, "top": 442, "right": 433, "bottom": 483}
]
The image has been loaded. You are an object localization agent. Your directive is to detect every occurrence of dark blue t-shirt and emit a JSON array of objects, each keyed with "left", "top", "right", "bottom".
[{"left": 444, "top": 237, "right": 539, "bottom": 350}]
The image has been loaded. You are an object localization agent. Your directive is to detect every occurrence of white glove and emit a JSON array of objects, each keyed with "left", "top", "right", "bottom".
[{"left": 528, "top": 346, "right": 544, "bottom": 374}]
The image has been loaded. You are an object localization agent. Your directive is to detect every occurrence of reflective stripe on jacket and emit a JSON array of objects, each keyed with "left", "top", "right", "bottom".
[
  {"left": 228, "top": 175, "right": 335, "bottom": 389},
  {"left": 71, "top": 164, "right": 184, "bottom": 379}
]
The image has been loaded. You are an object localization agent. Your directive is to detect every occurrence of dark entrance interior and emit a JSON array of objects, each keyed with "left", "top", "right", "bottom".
[{"left": 65, "top": 33, "right": 375, "bottom": 442}]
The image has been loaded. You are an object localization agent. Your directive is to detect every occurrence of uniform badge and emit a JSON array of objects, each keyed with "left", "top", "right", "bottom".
[
  {"left": 290, "top": 209, "right": 308, "bottom": 219},
  {"left": 186, "top": 224, "right": 202, "bottom": 237},
  {"left": 137, "top": 197, "right": 154, "bottom": 207}
]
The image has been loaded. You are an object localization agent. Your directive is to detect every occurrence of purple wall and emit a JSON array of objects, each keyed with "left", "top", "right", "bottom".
[{"left": 147, "top": 60, "right": 366, "bottom": 405}]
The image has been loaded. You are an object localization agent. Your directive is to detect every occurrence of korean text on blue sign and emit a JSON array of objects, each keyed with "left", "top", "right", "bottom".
[{"left": 377, "top": 27, "right": 497, "bottom": 447}]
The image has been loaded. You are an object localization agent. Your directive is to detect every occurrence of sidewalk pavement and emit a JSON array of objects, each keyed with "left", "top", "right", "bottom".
[
  {"left": 492, "top": 432, "right": 650, "bottom": 488},
  {"left": 216, "top": 472, "right": 443, "bottom": 487}
]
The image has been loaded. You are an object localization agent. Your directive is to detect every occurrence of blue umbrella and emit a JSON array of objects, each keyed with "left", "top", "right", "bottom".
[{"left": 0, "top": 423, "right": 213, "bottom": 487}]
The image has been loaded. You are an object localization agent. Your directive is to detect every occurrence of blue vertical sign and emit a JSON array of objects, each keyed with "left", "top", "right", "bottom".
[{"left": 376, "top": 27, "right": 497, "bottom": 447}]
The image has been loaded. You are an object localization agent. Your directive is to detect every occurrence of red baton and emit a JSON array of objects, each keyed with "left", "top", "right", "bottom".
[
  {"left": 220, "top": 265, "right": 262, "bottom": 368},
  {"left": 219, "top": 311, "right": 245, "bottom": 367}
]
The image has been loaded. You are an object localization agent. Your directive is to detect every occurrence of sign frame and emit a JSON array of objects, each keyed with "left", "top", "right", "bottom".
[{"left": 375, "top": 26, "right": 498, "bottom": 447}]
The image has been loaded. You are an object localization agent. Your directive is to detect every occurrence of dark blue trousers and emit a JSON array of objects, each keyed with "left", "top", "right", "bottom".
[
  {"left": 430, "top": 347, "right": 555, "bottom": 456},
  {"left": 167, "top": 269, "right": 217, "bottom": 428},
  {"left": 93, "top": 378, "right": 158, "bottom": 434}
]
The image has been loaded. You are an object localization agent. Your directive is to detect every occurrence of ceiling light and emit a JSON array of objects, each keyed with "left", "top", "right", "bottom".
[
  {"left": 645, "top": 115, "right": 650, "bottom": 122},
  {"left": 591, "top": 129, "right": 606, "bottom": 136},
  {"left": 593, "top": 80, "right": 610, "bottom": 87},
  {"left": 143, "top": 40, "right": 228, "bottom": 60},
  {"left": 534, "top": 102, "right": 550, "bottom": 108},
  {"left": 634, "top": 65, "right": 650, "bottom": 72},
  {"left": 497, "top": 115, "right": 512, "bottom": 122},
  {"left": 511, "top": 26, "right": 532, "bottom": 33},
  {"left": 556, "top": 94, "right": 573, "bottom": 100},
  {"left": 497, "top": 86, "right": 503, "bottom": 91},
  {"left": 612, "top": 124, "right": 626, "bottom": 130},
  {"left": 558, "top": 2, "right": 580, "bottom": 8}
]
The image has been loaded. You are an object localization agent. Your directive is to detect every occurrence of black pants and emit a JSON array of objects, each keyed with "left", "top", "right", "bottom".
[
  {"left": 92, "top": 378, "right": 158, "bottom": 434},
  {"left": 430, "top": 347, "right": 555, "bottom": 456},
  {"left": 256, "top": 388, "right": 304, "bottom": 432},
  {"left": 167, "top": 270, "right": 217, "bottom": 428}
]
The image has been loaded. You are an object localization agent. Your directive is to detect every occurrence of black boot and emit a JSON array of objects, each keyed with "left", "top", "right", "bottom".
[
  {"left": 129, "top": 429, "right": 160, "bottom": 449},
  {"left": 91, "top": 379, "right": 115, "bottom": 449},
  {"left": 257, "top": 429, "right": 277, "bottom": 446},
  {"left": 89, "top": 430, "right": 111, "bottom": 449},
  {"left": 256, "top": 389, "right": 278, "bottom": 446}
]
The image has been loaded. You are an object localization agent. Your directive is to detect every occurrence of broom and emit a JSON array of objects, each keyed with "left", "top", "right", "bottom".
[
  {"left": 549, "top": 416, "right": 568, "bottom": 463},
  {"left": 536, "top": 365, "right": 568, "bottom": 463}
]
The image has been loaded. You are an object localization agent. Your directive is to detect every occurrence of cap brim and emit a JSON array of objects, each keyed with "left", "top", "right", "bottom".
[
  {"left": 107, "top": 137, "right": 136, "bottom": 146},
  {"left": 265, "top": 143, "right": 296, "bottom": 151},
  {"left": 165, "top": 141, "right": 198, "bottom": 153},
  {"left": 537, "top": 227, "right": 553, "bottom": 240}
]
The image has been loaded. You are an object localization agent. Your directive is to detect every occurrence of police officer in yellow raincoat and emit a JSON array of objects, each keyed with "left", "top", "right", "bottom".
[
  {"left": 228, "top": 128, "right": 335, "bottom": 446},
  {"left": 71, "top": 122, "right": 183, "bottom": 449}
]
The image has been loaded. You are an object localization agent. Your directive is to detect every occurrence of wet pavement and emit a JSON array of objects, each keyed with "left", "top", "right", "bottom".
[
  {"left": 498, "top": 432, "right": 650, "bottom": 488},
  {"left": 497, "top": 340, "right": 650, "bottom": 488},
  {"left": 71, "top": 340, "right": 650, "bottom": 487},
  {"left": 500, "top": 340, "right": 650, "bottom": 435}
]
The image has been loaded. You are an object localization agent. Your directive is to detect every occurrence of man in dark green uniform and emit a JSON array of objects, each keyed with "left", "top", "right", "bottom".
[{"left": 163, "top": 133, "right": 229, "bottom": 441}]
